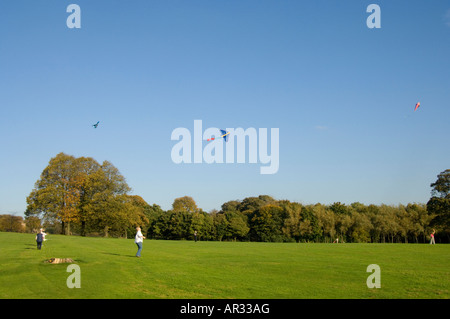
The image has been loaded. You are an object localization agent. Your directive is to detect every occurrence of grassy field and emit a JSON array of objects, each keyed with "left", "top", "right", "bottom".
[{"left": 0, "top": 232, "right": 448, "bottom": 299}]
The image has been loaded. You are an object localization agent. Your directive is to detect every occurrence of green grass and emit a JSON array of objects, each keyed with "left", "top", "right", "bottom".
[{"left": 0, "top": 232, "right": 448, "bottom": 299}]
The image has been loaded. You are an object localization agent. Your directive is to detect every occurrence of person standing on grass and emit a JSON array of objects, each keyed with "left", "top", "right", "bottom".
[
  {"left": 430, "top": 229, "right": 436, "bottom": 244},
  {"left": 135, "top": 226, "right": 145, "bottom": 257},
  {"left": 194, "top": 230, "right": 198, "bottom": 242},
  {"left": 35, "top": 228, "right": 44, "bottom": 250}
]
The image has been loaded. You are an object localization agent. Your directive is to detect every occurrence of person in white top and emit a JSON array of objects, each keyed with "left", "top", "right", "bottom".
[{"left": 135, "top": 226, "right": 145, "bottom": 257}]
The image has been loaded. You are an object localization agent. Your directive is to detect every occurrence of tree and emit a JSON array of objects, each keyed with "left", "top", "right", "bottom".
[
  {"left": 73, "top": 156, "right": 101, "bottom": 236},
  {"left": 26, "top": 153, "right": 81, "bottom": 235},
  {"left": 405, "top": 204, "right": 430, "bottom": 243},
  {"left": 238, "top": 195, "right": 275, "bottom": 212},
  {"left": 314, "top": 204, "right": 336, "bottom": 242},
  {"left": 250, "top": 204, "right": 285, "bottom": 242},
  {"left": 430, "top": 169, "right": 450, "bottom": 199},
  {"left": 300, "top": 205, "right": 322, "bottom": 242},
  {"left": 349, "top": 211, "right": 371, "bottom": 243},
  {"left": 281, "top": 202, "right": 302, "bottom": 242},
  {"left": 26, "top": 153, "right": 133, "bottom": 236},
  {"left": 0, "top": 215, "right": 25, "bottom": 232},
  {"left": 221, "top": 200, "right": 241, "bottom": 213},
  {"left": 428, "top": 198, "right": 450, "bottom": 228},
  {"left": 383, "top": 205, "right": 401, "bottom": 243},
  {"left": 367, "top": 205, "right": 385, "bottom": 242},
  {"left": 224, "top": 211, "right": 249, "bottom": 241},
  {"left": 190, "top": 211, "right": 214, "bottom": 241},
  {"left": 329, "top": 202, "right": 351, "bottom": 216},
  {"left": 428, "top": 169, "right": 450, "bottom": 241},
  {"left": 167, "top": 211, "right": 190, "bottom": 239},
  {"left": 151, "top": 211, "right": 172, "bottom": 239},
  {"left": 25, "top": 216, "right": 42, "bottom": 233},
  {"left": 172, "top": 196, "right": 198, "bottom": 213},
  {"left": 190, "top": 212, "right": 205, "bottom": 239},
  {"left": 212, "top": 212, "right": 229, "bottom": 241},
  {"left": 143, "top": 203, "right": 164, "bottom": 239},
  {"left": 78, "top": 159, "right": 132, "bottom": 237},
  {"left": 335, "top": 213, "right": 352, "bottom": 243}
]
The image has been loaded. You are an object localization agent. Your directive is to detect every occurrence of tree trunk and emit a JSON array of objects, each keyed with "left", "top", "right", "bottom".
[{"left": 81, "top": 220, "right": 86, "bottom": 237}]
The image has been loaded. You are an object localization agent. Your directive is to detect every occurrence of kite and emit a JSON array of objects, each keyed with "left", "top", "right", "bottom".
[
  {"left": 207, "top": 129, "right": 230, "bottom": 142},
  {"left": 414, "top": 102, "right": 420, "bottom": 112},
  {"left": 92, "top": 121, "right": 100, "bottom": 128}
]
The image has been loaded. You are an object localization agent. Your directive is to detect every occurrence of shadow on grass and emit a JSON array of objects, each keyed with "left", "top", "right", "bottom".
[{"left": 102, "top": 252, "right": 136, "bottom": 258}]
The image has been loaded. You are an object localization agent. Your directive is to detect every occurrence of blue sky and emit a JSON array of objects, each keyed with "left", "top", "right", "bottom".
[{"left": 1, "top": 0, "right": 449, "bottom": 214}]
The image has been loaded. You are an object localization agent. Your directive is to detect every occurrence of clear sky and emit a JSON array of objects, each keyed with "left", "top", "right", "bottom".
[{"left": 1, "top": 0, "right": 449, "bottom": 215}]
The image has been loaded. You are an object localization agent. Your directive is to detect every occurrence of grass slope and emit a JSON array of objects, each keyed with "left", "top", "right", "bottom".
[{"left": 0, "top": 232, "right": 448, "bottom": 299}]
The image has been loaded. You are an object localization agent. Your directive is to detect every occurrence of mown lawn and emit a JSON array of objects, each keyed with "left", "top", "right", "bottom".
[{"left": 0, "top": 232, "right": 448, "bottom": 299}]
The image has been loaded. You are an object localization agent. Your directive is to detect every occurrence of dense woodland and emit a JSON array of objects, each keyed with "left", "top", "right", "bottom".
[{"left": 1, "top": 153, "right": 449, "bottom": 243}]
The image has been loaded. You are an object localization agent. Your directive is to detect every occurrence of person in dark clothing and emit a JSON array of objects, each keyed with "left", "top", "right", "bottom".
[{"left": 35, "top": 229, "right": 44, "bottom": 250}]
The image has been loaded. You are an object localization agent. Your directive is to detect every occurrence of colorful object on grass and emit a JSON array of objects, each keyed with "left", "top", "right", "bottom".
[{"left": 207, "top": 129, "right": 230, "bottom": 142}]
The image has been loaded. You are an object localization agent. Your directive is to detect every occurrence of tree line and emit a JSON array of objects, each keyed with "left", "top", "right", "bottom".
[
  {"left": 146, "top": 196, "right": 441, "bottom": 243},
  {"left": 10, "top": 153, "right": 449, "bottom": 243}
]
